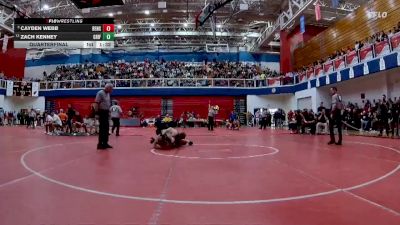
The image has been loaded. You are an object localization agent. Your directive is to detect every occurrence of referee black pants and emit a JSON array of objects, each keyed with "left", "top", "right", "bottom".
[
  {"left": 67, "top": 119, "right": 73, "bottom": 133},
  {"left": 260, "top": 118, "right": 267, "bottom": 130},
  {"left": 98, "top": 110, "right": 110, "bottom": 146},
  {"left": 208, "top": 116, "right": 214, "bottom": 131},
  {"left": 329, "top": 111, "right": 342, "bottom": 144},
  {"left": 111, "top": 118, "right": 120, "bottom": 136}
]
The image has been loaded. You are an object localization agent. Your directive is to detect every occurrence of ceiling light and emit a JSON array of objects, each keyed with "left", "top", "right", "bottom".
[
  {"left": 150, "top": 23, "right": 155, "bottom": 27},
  {"left": 144, "top": 10, "right": 150, "bottom": 15},
  {"left": 108, "top": 13, "right": 114, "bottom": 17},
  {"left": 42, "top": 4, "right": 49, "bottom": 10},
  {"left": 216, "top": 24, "right": 222, "bottom": 28},
  {"left": 158, "top": 1, "right": 167, "bottom": 9},
  {"left": 183, "top": 23, "right": 188, "bottom": 27},
  {"left": 117, "top": 11, "right": 122, "bottom": 15},
  {"left": 243, "top": 36, "right": 247, "bottom": 40},
  {"left": 239, "top": 4, "right": 248, "bottom": 10},
  {"left": 117, "top": 25, "right": 122, "bottom": 29}
]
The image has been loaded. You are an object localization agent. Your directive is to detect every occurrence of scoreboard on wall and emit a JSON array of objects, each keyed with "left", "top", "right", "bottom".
[
  {"left": 14, "top": 18, "right": 115, "bottom": 49},
  {"left": 6, "top": 81, "right": 39, "bottom": 97}
]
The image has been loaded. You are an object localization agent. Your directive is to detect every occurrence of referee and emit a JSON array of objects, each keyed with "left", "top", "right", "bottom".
[
  {"left": 328, "top": 87, "right": 343, "bottom": 145},
  {"left": 95, "top": 83, "right": 113, "bottom": 150},
  {"left": 208, "top": 106, "right": 216, "bottom": 131}
]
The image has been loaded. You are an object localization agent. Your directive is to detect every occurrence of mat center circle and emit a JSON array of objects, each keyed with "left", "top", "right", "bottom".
[{"left": 150, "top": 144, "right": 280, "bottom": 159}]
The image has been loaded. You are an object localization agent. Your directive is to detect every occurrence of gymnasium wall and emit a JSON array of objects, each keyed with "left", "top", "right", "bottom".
[
  {"left": 318, "top": 67, "right": 400, "bottom": 106},
  {"left": 24, "top": 49, "right": 280, "bottom": 80},
  {"left": 280, "top": 25, "right": 326, "bottom": 73},
  {"left": 246, "top": 94, "right": 295, "bottom": 113},
  {"left": 1, "top": 96, "right": 45, "bottom": 112},
  {"left": 0, "top": 40, "right": 27, "bottom": 79},
  {"left": 294, "top": 88, "right": 318, "bottom": 112},
  {"left": 171, "top": 96, "right": 236, "bottom": 120},
  {"left": 47, "top": 96, "right": 238, "bottom": 119}
]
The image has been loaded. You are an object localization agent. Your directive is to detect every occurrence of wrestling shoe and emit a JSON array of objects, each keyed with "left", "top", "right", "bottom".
[{"left": 97, "top": 145, "right": 107, "bottom": 150}]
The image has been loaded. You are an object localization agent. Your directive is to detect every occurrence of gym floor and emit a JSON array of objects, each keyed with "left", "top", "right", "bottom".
[{"left": 0, "top": 126, "right": 399, "bottom": 225}]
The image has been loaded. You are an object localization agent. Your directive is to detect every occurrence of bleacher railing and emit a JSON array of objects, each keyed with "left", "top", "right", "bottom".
[{"left": 36, "top": 77, "right": 294, "bottom": 90}]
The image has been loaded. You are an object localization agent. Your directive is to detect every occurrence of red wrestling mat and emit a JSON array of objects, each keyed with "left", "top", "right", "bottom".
[{"left": 0, "top": 126, "right": 399, "bottom": 225}]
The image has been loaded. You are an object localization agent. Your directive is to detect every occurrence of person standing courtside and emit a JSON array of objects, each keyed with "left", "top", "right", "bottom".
[
  {"left": 95, "top": 83, "right": 113, "bottom": 150},
  {"left": 208, "top": 106, "right": 215, "bottom": 131},
  {"left": 27, "top": 109, "right": 36, "bottom": 129},
  {"left": 66, "top": 104, "right": 75, "bottom": 134},
  {"left": 110, "top": 100, "right": 123, "bottom": 136},
  {"left": 259, "top": 109, "right": 268, "bottom": 130},
  {"left": 328, "top": 87, "right": 343, "bottom": 145}
]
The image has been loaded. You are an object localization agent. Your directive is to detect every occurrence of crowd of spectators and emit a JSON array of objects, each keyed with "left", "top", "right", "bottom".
[
  {"left": 146, "top": 111, "right": 217, "bottom": 129},
  {"left": 36, "top": 60, "right": 292, "bottom": 88},
  {"left": 0, "top": 109, "right": 40, "bottom": 127},
  {"left": 0, "top": 107, "right": 96, "bottom": 135},
  {"left": 292, "top": 22, "right": 400, "bottom": 76},
  {"left": 248, "top": 108, "right": 286, "bottom": 129},
  {"left": 287, "top": 107, "right": 329, "bottom": 135},
  {"left": 286, "top": 95, "right": 400, "bottom": 138},
  {"left": 342, "top": 95, "right": 400, "bottom": 137}
]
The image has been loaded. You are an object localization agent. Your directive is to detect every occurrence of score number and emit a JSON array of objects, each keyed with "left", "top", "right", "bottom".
[
  {"left": 102, "top": 33, "right": 114, "bottom": 41},
  {"left": 102, "top": 24, "right": 115, "bottom": 32},
  {"left": 102, "top": 24, "right": 115, "bottom": 41}
]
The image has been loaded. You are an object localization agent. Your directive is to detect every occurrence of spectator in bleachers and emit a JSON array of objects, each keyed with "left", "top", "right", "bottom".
[
  {"left": 290, "top": 20, "right": 400, "bottom": 80},
  {"left": 37, "top": 60, "right": 289, "bottom": 88}
]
